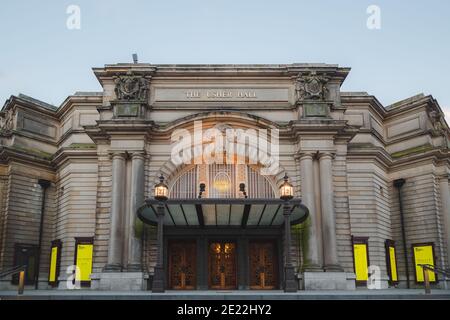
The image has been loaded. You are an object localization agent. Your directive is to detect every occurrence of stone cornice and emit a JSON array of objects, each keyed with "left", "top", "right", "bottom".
[
  {"left": 1, "top": 95, "right": 58, "bottom": 117},
  {"left": 95, "top": 119, "right": 152, "bottom": 132},
  {"left": 341, "top": 94, "right": 387, "bottom": 119},
  {"left": 348, "top": 143, "right": 450, "bottom": 171},
  {"left": 93, "top": 65, "right": 156, "bottom": 84},
  {"left": 287, "top": 65, "right": 350, "bottom": 83},
  {"left": 51, "top": 147, "right": 98, "bottom": 166},
  {"left": 343, "top": 93, "right": 449, "bottom": 135},
  {"left": 83, "top": 126, "right": 110, "bottom": 145},
  {"left": 386, "top": 95, "right": 442, "bottom": 120},
  {"left": 57, "top": 129, "right": 89, "bottom": 146},
  {"left": 0, "top": 146, "right": 53, "bottom": 169},
  {"left": 85, "top": 112, "right": 362, "bottom": 142},
  {"left": 93, "top": 63, "right": 350, "bottom": 84},
  {"left": 288, "top": 119, "right": 359, "bottom": 141},
  {"left": 4, "top": 129, "right": 58, "bottom": 147},
  {"left": 56, "top": 95, "right": 102, "bottom": 119},
  {"left": 347, "top": 145, "right": 392, "bottom": 169},
  {"left": 84, "top": 119, "right": 153, "bottom": 144},
  {"left": 389, "top": 150, "right": 450, "bottom": 173}
]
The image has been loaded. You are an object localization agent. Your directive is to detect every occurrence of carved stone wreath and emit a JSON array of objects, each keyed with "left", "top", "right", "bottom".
[{"left": 295, "top": 71, "right": 329, "bottom": 101}]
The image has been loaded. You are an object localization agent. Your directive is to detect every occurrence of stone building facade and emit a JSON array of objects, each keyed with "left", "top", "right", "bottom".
[{"left": 0, "top": 63, "right": 449, "bottom": 291}]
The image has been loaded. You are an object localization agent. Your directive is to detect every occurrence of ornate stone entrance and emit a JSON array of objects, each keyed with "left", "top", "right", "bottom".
[
  {"left": 139, "top": 198, "right": 309, "bottom": 292},
  {"left": 164, "top": 233, "right": 282, "bottom": 291}
]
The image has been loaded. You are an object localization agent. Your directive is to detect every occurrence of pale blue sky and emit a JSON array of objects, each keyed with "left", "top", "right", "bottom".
[{"left": 0, "top": 0, "right": 449, "bottom": 120}]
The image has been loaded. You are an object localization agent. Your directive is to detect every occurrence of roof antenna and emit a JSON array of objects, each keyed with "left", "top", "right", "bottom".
[{"left": 132, "top": 53, "right": 138, "bottom": 64}]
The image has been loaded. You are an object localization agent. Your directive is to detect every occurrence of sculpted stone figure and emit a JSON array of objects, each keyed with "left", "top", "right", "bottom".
[
  {"left": 295, "top": 71, "right": 329, "bottom": 101},
  {"left": 114, "top": 71, "right": 149, "bottom": 101},
  {"left": 429, "top": 109, "right": 447, "bottom": 138},
  {"left": 2, "top": 108, "right": 15, "bottom": 131}
]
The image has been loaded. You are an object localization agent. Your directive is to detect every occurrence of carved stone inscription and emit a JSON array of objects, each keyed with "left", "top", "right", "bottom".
[{"left": 153, "top": 88, "right": 289, "bottom": 102}]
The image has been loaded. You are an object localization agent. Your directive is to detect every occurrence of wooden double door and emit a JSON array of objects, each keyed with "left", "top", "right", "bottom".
[
  {"left": 168, "top": 239, "right": 278, "bottom": 290},
  {"left": 168, "top": 241, "right": 197, "bottom": 290},
  {"left": 208, "top": 241, "right": 237, "bottom": 290},
  {"left": 249, "top": 241, "right": 278, "bottom": 289}
]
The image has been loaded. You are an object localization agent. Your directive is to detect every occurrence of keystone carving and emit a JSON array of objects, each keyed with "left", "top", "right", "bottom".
[
  {"left": 113, "top": 71, "right": 149, "bottom": 101},
  {"left": 295, "top": 71, "right": 329, "bottom": 101}
]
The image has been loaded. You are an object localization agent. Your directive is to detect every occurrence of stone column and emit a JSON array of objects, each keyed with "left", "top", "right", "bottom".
[
  {"left": 126, "top": 152, "right": 145, "bottom": 271},
  {"left": 152, "top": 204, "right": 165, "bottom": 292},
  {"left": 283, "top": 203, "right": 297, "bottom": 292},
  {"left": 104, "top": 152, "right": 126, "bottom": 272},
  {"left": 318, "top": 152, "right": 342, "bottom": 271},
  {"left": 439, "top": 175, "right": 450, "bottom": 268},
  {"left": 299, "top": 153, "right": 322, "bottom": 270}
]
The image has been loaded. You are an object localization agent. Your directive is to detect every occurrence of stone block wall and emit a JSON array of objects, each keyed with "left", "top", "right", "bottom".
[
  {"left": 0, "top": 163, "right": 56, "bottom": 289},
  {"left": 54, "top": 161, "right": 97, "bottom": 284},
  {"left": 334, "top": 147, "right": 353, "bottom": 273},
  {"left": 390, "top": 169, "right": 446, "bottom": 288},
  {"left": 0, "top": 171, "right": 8, "bottom": 270},
  {"left": 347, "top": 166, "right": 391, "bottom": 287},
  {"left": 92, "top": 147, "right": 112, "bottom": 274}
]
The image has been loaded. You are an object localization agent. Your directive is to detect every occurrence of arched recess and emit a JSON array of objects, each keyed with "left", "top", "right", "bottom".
[
  {"left": 167, "top": 163, "right": 279, "bottom": 199},
  {"left": 150, "top": 110, "right": 290, "bottom": 197},
  {"left": 151, "top": 111, "right": 285, "bottom": 189}
]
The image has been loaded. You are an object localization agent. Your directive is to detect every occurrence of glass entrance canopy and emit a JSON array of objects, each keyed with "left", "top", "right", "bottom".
[{"left": 137, "top": 198, "right": 309, "bottom": 227}]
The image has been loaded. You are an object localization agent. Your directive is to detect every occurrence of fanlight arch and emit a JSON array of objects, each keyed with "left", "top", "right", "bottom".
[{"left": 169, "top": 164, "right": 277, "bottom": 199}]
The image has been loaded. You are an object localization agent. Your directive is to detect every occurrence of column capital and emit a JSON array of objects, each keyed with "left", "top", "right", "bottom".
[
  {"left": 110, "top": 151, "right": 127, "bottom": 160},
  {"left": 317, "top": 151, "right": 335, "bottom": 160},
  {"left": 438, "top": 173, "right": 450, "bottom": 182},
  {"left": 295, "top": 151, "right": 336, "bottom": 161},
  {"left": 130, "top": 151, "right": 146, "bottom": 160},
  {"left": 295, "top": 151, "right": 315, "bottom": 161}
]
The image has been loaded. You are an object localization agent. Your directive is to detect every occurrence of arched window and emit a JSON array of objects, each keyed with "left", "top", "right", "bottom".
[
  {"left": 247, "top": 166, "right": 275, "bottom": 198},
  {"left": 169, "top": 166, "right": 197, "bottom": 199},
  {"left": 208, "top": 164, "right": 236, "bottom": 198},
  {"left": 169, "top": 164, "right": 276, "bottom": 199}
]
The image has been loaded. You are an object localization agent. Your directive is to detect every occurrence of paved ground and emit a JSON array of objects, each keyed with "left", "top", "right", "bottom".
[{"left": 1, "top": 289, "right": 450, "bottom": 300}]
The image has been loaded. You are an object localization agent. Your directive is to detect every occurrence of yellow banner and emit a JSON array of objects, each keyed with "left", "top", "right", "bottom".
[
  {"left": 49, "top": 246, "right": 58, "bottom": 282},
  {"left": 76, "top": 244, "right": 93, "bottom": 282},
  {"left": 414, "top": 245, "right": 436, "bottom": 282},
  {"left": 353, "top": 244, "right": 368, "bottom": 281},
  {"left": 389, "top": 247, "right": 398, "bottom": 282}
]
